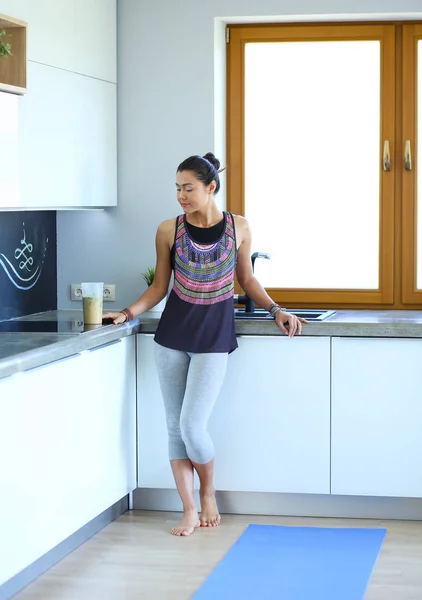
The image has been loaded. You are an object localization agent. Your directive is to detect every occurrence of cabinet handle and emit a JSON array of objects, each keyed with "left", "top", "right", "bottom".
[
  {"left": 383, "top": 140, "right": 391, "bottom": 171},
  {"left": 25, "top": 353, "right": 81, "bottom": 373},
  {"left": 89, "top": 338, "right": 122, "bottom": 352},
  {"left": 237, "top": 335, "right": 273, "bottom": 339},
  {"left": 405, "top": 140, "right": 412, "bottom": 171}
]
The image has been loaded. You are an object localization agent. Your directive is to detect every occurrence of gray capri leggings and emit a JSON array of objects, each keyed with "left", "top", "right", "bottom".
[{"left": 154, "top": 342, "right": 228, "bottom": 464}]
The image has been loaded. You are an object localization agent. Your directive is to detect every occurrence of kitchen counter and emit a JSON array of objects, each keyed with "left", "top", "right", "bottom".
[
  {"left": 142, "top": 308, "right": 422, "bottom": 338},
  {"left": 2, "top": 308, "right": 422, "bottom": 380},
  {"left": 0, "top": 310, "right": 141, "bottom": 380}
]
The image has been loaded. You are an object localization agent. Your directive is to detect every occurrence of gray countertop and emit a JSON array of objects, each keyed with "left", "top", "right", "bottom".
[
  {"left": 1, "top": 308, "right": 422, "bottom": 380},
  {"left": 0, "top": 310, "right": 140, "bottom": 381}
]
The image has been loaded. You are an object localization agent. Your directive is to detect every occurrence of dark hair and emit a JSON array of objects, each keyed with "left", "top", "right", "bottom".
[{"left": 177, "top": 152, "right": 223, "bottom": 194}]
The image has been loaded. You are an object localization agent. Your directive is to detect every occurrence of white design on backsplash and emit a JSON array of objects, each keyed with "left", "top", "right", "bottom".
[
  {"left": 14, "top": 227, "right": 33, "bottom": 271},
  {"left": 0, "top": 222, "right": 49, "bottom": 291}
]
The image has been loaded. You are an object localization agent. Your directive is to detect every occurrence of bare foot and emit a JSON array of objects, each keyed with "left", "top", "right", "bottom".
[
  {"left": 171, "top": 509, "right": 201, "bottom": 536},
  {"left": 200, "top": 489, "right": 221, "bottom": 527}
]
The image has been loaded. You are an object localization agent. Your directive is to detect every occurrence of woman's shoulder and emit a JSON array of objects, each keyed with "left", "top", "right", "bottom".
[
  {"left": 230, "top": 214, "right": 251, "bottom": 246},
  {"left": 157, "top": 216, "right": 179, "bottom": 233},
  {"left": 156, "top": 216, "right": 182, "bottom": 249},
  {"left": 231, "top": 213, "right": 250, "bottom": 232}
]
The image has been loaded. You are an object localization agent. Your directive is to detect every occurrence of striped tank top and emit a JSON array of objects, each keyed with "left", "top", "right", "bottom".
[{"left": 154, "top": 212, "right": 238, "bottom": 354}]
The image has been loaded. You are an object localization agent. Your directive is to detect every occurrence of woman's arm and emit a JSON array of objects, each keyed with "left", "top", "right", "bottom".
[
  {"left": 235, "top": 216, "right": 305, "bottom": 337},
  {"left": 104, "top": 219, "right": 174, "bottom": 324}
]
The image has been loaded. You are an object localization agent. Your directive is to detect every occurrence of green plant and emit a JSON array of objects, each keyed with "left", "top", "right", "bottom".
[
  {"left": 141, "top": 266, "right": 155, "bottom": 287},
  {"left": 0, "top": 29, "right": 12, "bottom": 58}
]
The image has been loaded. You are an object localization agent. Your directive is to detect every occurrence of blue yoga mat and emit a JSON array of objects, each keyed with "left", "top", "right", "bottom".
[{"left": 192, "top": 524, "right": 386, "bottom": 600}]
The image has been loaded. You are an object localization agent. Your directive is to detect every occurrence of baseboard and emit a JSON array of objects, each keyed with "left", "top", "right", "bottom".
[
  {"left": 133, "top": 488, "right": 422, "bottom": 521},
  {"left": 0, "top": 496, "right": 129, "bottom": 600}
]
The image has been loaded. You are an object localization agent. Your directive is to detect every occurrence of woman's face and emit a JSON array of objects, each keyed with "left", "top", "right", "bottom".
[{"left": 176, "top": 170, "right": 215, "bottom": 213}]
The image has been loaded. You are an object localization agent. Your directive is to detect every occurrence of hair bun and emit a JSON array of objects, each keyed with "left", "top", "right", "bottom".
[{"left": 203, "top": 152, "right": 221, "bottom": 172}]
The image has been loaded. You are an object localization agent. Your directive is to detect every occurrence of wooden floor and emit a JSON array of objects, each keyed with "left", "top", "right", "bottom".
[{"left": 14, "top": 511, "right": 422, "bottom": 599}]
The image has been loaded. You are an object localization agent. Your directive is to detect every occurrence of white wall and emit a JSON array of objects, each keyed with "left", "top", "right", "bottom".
[{"left": 57, "top": 0, "right": 422, "bottom": 309}]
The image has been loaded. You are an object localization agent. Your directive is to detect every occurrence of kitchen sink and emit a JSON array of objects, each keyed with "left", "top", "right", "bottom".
[{"left": 234, "top": 308, "right": 336, "bottom": 322}]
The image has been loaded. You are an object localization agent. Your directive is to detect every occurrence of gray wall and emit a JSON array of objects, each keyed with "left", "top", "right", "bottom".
[{"left": 57, "top": 0, "right": 422, "bottom": 310}]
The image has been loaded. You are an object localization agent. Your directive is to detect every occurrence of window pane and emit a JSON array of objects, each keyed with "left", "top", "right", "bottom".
[
  {"left": 417, "top": 41, "right": 422, "bottom": 289},
  {"left": 245, "top": 41, "right": 380, "bottom": 289}
]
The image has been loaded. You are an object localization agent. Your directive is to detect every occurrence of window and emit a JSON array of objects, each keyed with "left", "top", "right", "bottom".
[
  {"left": 227, "top": 23, "right": 422, "bottom": 308},
  {"left": 403, "top": 25, "right": 422, "bottom": 304}
]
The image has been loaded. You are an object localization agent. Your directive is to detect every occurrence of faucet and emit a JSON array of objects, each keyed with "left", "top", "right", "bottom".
[
  {"left": 251, "top": 252, "right": 272, "bottom": 272},
  {"left": 234, "top": 252, "right": 272, "bottom": 313}
]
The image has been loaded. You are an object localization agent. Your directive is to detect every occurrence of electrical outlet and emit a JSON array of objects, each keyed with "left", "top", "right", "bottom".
[
  {"left": 103, "top": 284, "right": 116, "bottom": 302},
  {"left": 70, "top": 284, "right": 83, "bottom": 301},
  {"left": 70, "top": 284, "right": 116, "bottom": 302}
]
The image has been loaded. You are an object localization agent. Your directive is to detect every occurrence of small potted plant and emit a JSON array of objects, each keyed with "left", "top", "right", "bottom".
[
  {"left": 141, "top": 266, "right": 155, "bottom": 288},
  {"left": 0, "top": 29, "right": 12, "bottom": 58},
  {"left": 141, "top": 266, "right": 167, "bottom": 312}
]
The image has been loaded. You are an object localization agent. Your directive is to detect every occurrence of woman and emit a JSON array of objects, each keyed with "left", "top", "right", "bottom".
[{"left": 104, "top": 153, "right": 306, "bottom": 536}]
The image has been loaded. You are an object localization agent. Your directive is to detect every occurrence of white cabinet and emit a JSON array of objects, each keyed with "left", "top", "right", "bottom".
[
  {"left": 137, "top": 334, "right": 173, "bottom": 488},
  {"left": 0, "top": 92, "right": 20, "bottom": 207},
  {"left": 16, "top": 62, "right": 117, "bottom": 208},
  {"left": 331, "top": 337, "right": 422, "bottom": 498},
  {"left": 137, "top": 334, "right": 331, "bottom": 495},
  {"left": 73, "top": 74, "right": 117, "bottom": 207},
  {"left": 73, "top": 0, "right": 117, "bottom": 82},
  {"left": 0, "top": 0, "right": 74, "bottom": 71},
  {"left": 0, "top": 0, "right": 117, "bottom": 209},
  {"left": 18, "top": 62, "right": 76, "bottom": 209},
  {"left": 0, "top": 336, "right": 136, "bottom": 587},
  {"left": 210, "top": 335, "right": 331, "bottom": 494},
  {"left": 0, "top": 0, "right": 116, "bottom": 80}
]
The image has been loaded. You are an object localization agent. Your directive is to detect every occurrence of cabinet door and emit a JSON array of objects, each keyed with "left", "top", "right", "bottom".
[
  {"left": 210, "top": 335, "right": 331, "bottom": 494},
  {"left": 18, "top": 62, "right": 76, "bottom": 208},
  {"left": 73, "top": 74, "right": 117, "bottom": 207},
  {"left": 0, "top": 0, "right": 116, "bottom": 78},
  {"left": 0, "top": 336, "right": 136, "bottom": 586},
  {"left": 137, "top": 334, "right": 173, "bottom": 487},
  {"left": 17, "top": 63, "right": 117, "bottom": 209},
  {"left": 83, "top": 337, "right": 137, "bottom": 500},
  {"left": 137, "top": 334, "right": 331, "bottom": 494},
  {"left": 73, "top": 0, "right": 117, "bottom": 82},
  {"left": 0, "top": 0, "right": 74, "bottom": 70},
  {"left": 331, "top": 337, "right": 422, "bottom": 497},
  {"left": 0, "top": 92, "right": 19, "bottom": 207}
]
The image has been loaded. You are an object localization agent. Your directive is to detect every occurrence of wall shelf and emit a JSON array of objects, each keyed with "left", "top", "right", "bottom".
[{"left": 0, "top": 13, "right": 27, "bottom": 95}]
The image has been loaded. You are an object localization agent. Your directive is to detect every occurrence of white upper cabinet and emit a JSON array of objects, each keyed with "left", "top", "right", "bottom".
[
  {"left": 19, "top": 0, "right": 74, "bottom": 71},
  {"left": 73, "top": 0, "right": 117, "bottom": 82},
  {"left": 73, "top": 74, "right": 117, "bottom": 207},
  {"left": 0, "top": 92, "right": 20, "bottom": 207},
  {"left": 0, "top": 0, "right": 117, "bottom": 209},
  {"left": 15, "top": 62, "right": 117, "bottom": 209},
  {"left": 0, "top": 0, "right": 116, "bottom": 80},
  {"left": 18, "top": 62, "right": 76, "bottom": 209}
]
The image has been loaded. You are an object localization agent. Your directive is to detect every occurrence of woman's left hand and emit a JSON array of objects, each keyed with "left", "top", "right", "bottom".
[{"left": 275, "top": 311, "right": 308, "bottom": 337}]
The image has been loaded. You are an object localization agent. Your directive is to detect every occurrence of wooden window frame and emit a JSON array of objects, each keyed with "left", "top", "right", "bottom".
[
  {"left": 402, "top": 24, "right": 422, "bottom": 304},
  {"left": 227, "top": 23, "right": 397, "bottom": 309}
]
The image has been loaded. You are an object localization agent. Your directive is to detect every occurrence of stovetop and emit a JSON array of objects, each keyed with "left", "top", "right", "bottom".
[{"left": 0, "top": 318, "right": 115, "bottom": 334}]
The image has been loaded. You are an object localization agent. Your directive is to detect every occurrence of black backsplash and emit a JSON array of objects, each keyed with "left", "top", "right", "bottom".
[{"left": 0, "top": 212, "right": 57, "bottom": 321}]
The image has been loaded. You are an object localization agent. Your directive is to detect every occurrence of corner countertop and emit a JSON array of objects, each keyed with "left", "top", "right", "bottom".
[
  {"left": 2, "top": 308, "right": 422, "bottom": 381},
  {"left": 0, "top": 310, "right": 142, "bottom": 381}
]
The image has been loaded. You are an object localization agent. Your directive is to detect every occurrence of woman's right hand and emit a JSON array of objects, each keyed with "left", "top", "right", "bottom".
[{"left": 102, "top": 311, "right": 127, "bottom": 325}]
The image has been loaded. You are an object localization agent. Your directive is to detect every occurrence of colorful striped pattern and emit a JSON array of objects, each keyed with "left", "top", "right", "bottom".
[{"left": 173, "top": 213, "right": 237, "bottom": 305}]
